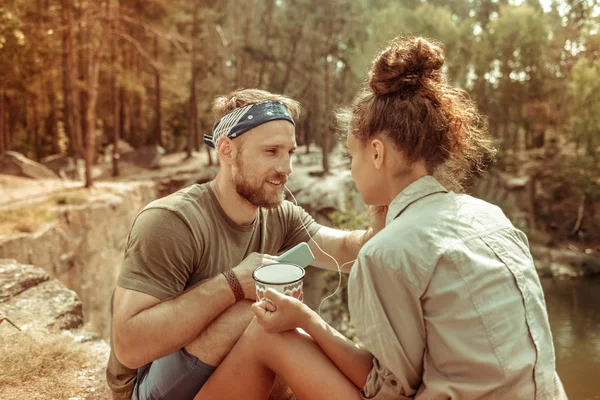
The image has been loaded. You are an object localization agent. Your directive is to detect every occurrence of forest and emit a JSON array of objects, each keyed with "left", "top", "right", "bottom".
[{"left": 1, "top": 0, "right": 599, "bottom": 244}]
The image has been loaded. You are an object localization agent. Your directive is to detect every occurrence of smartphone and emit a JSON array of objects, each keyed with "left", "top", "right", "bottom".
[{"left": 276, "top": 242, "right": 315, "bottom": 268}]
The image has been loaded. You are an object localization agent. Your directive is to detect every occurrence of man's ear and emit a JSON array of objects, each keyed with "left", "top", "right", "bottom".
[
  {"left": 217, "top": 137, "right": 237, "bottom": 165},
  {"left": 370, "top": 139, "right": 385, "bottom": 170}
]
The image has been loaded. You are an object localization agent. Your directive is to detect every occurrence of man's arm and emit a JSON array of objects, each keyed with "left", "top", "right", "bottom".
[
  {"left": 300, "top": 305, "right": 374, "bottom": 387},
  {"left": 307, "top": 204, "right": 388, "bottom": 272},
  {"left": 308, "top": 226, "right": 374, "bottom": 273},
  {"left": 113, "top": 252, "right": 275, "bottom": 369},
  {"left": 112, "top": 275, "right": 235, "bottom": 369}
]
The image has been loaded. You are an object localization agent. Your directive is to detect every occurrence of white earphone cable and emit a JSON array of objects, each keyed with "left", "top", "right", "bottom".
[{"left": 284, "top": 185, "right": 356, "bottom": 316}]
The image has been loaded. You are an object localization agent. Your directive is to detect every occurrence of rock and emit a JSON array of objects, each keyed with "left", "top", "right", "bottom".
[
  {"left": 41, "top": 154, "right": 76, "bottom": 178},
  {"left": 288, "top": 169, "right": 357, "bottom": 215},
  {"left": 0, "top": 259, "right": 50, "bottom": 302},
  {"left": 102, "top": 139, "right": 135, "bottom": 164},
  {"left": 505, "top": 176, "right": 530, "bottom": 190},
  {"left": 0, "top": 262, "right": 83, "bottom": 331},
  {"left": 111, "top": 138, "right": 135, "bottom": 154},
  {"left": 549, "top": 262, "right": 582, "bottom": 278},
  {"left": 0, "top": 151, "right": 60, "bottom": 179},
  {"left": 122, "top": 145, "right": 165, "bottom": 169},
  {"left": 530, "top": 244, "right": 600, "bottom": 278}
]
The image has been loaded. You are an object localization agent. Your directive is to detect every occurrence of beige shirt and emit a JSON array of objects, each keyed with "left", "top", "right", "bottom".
[{"left": 348, "top": 176, "right": 557, "bottom": 399}]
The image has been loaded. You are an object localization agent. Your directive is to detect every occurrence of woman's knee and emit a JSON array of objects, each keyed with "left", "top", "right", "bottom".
[
  {"left": 243, "top": 318, "right": 314, "bottom": 355},
  {"left": 243, "top": 317, "right": 271, "bottom": 344}
]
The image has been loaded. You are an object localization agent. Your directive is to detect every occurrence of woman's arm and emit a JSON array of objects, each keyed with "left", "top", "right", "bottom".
[
  {"left": 300, "top": 305, "right": 374, "bottom": 388},
  {"left": 252, "top": 289, "right": 373, "bottom": 388}
]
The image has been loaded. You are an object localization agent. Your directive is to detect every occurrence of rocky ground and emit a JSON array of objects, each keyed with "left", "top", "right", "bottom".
[{"left": 0, "top": 259, "right": 111, "bottom": 400}]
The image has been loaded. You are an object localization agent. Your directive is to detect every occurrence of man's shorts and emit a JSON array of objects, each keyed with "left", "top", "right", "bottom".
[
  {"left": 132, "top": 348, "right": 216, "bottom": 400},
  {"left": 361, "top": 357, "right": 408, "bottom": 400}
]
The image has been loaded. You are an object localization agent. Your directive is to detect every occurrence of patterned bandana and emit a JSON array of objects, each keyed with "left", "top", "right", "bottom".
[{"left": 203, "top": 101, "right": 295, "bottom": 149}]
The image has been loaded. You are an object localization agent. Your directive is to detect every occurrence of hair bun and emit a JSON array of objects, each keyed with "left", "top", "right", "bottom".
[{"left": 369, "top": 36, "right": 445, "bottom": 96}]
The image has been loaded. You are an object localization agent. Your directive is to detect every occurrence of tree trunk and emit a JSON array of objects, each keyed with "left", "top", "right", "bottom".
[
  {"left": 6, "top": 96, "right": 14, "bottom": 151},
  {"left": 32, "top": 96, "right": 41, "bottom": 161},
  {"left": 237, "top": 0, "right": 254, "bottom": 88},
  {"left": 62, "top": 0, "right": 82, "bottom": 159},
  {"left": 131, "top": 50, "right": 142, "bottom": 147},
  {"left": 301, "top": 41, "right": 317, "bottom": 153},
  {"left": 84, "top": 0, "right": 109, "bottom": 188},
  {"left": 79, "top": 0, "right": 89, "bottom": 154},
  {"left": 280, "top": 23, "right": 305, "bottom": 93},
  {"left": 135, "top": 54, "right": 146, "bottom": 147},
  {"left": 48, "top": 70, "right": 60, "bottom": 154},
  {"left": 119, "top": 47, "right": 129, "bottom": 144},
  {"left": 188, "top": 0, "right": 199, "bottom": 158},
  {"left": 0, "top": 87, "right": 4, "bottom": 154},
  {"left": 205, "top": 145, "right": 213, "bottom": 166},
  {"left": 322, "top": 7, "right": 334, "bottom": 174},
  {"left": 153, "top": 36, "right": 163, "bottom": 147},
  {"left": 322, "top": 58, "right": 330, "bottom": 174},
  {"left": 111, "top": 2, "right": 120, "bottom": 177},
  {"left": 256, "top": 0, "right": 275, "bottom": 87}
]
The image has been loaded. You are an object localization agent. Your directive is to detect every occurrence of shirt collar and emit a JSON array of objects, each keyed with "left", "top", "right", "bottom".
[{"left": 385, "top": 175, "right": 448, "bottom": 226}]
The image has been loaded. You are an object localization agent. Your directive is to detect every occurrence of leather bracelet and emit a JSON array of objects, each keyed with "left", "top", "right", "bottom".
[{"left": 222, "top": 269, "right": 245, "bottom": 302}]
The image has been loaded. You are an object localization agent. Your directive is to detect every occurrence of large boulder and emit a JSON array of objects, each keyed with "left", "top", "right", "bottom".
[
  {"left": 0, "top": 259, "right": 50, "bottom": 301},
  {"left": 41, "top": 154, "right": 80, "bottom": 179},
  {"left": 102, "top": 138, "right": 135, "bottom": 164},
  {"left": 121, "top": 145, "right": 165, "bottom": 169},
  {"left": 0, "top": 151, "right": 60, "bottom": 180},
  {"left": 0, "top": 259, "right": 83, "bottom": 331},
  {"left": 288, "top": 169, "right": 360, "bottom": 215},
  {"left": 41, "top": 155, "right": 103, "bottom": 181}
]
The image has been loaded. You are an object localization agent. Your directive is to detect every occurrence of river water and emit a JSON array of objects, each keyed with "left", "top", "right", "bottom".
[{"left": 541, "top": 278, "right": 600, "bottom": 400}]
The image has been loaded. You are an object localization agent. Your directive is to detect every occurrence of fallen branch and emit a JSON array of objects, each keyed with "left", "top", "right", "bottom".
[{"left": 0, "top": 311, "right": 22, "bottom": 331}]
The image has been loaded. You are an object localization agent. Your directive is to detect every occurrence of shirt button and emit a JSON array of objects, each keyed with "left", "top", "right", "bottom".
[{"left": 390, "top": 380, "right": 398, "bottom": 387}]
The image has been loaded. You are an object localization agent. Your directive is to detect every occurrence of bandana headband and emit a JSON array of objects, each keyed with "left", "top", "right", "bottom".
[{"left": 203, "top": 101, "right": 295, "bottom": 149}]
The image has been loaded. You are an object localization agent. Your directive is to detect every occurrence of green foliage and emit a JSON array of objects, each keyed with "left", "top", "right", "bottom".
[
  {"left": 328, "top": 192, "right": 370, "bottom": 231},
  {"left": 534, "top": 155, "right": 600, "bottom": 242},
  {"left": 569, "top": 57, "right": 600, "bottom": 160}
]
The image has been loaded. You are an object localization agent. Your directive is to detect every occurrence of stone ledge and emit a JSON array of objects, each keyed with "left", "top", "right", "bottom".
[
  {"left": 0, "top": 261, "right": 83, "bottom": 331},
  {"left": 0, "top": 259, "right": 50, "bottom": 302}
]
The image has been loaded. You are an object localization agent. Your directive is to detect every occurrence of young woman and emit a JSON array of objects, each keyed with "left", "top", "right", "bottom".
[{"left": 194, "top": 36, "right": 565, "bottom": 400}]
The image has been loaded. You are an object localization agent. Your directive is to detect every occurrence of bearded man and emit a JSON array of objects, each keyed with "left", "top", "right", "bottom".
[{"left": 107, "top": 89, "right": 387, "bottom": 400}]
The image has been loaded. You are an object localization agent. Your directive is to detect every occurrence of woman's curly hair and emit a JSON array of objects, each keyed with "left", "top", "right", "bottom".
[{"left": 339, "top": 36, "right": 496, "bottom": 191}]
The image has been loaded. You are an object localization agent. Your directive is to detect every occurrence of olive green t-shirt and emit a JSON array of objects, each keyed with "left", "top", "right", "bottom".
[{"left": 106, "top": 183, "right": 322, "bottom": 399}]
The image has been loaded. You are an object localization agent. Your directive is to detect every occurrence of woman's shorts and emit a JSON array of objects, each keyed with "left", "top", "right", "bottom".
[{"left": 361, "top": 357, "right": 410, "bottom": 400}]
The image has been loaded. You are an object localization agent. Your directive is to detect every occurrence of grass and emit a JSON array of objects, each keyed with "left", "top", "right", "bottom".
[
  {"left": 0, "top": 206, "right": 53, "bottom": 235},
  {"left": 0, "top": 191, "right": 90, "bottom": 236},
  {"left": 0, "top": 330, "right": 109, "bottom": 399},
  {"left": 51, "top": 193, "right": 88, "bottom": 206}
]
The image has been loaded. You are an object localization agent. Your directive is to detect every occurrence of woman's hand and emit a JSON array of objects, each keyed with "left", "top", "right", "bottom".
[{"left": 251, "top": 289, "right": 310, "bottom": 334}]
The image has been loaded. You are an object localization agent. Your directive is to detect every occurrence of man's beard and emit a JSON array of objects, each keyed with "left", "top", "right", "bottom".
[{"left": 233, "top": 156, "right": 287, "bottom": 209}]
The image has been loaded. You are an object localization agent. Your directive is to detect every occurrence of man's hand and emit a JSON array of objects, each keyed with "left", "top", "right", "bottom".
[
  {"left": 251, "top": 289, "right": 310, "bottom": 333},
  {"left": 369, "top": 205, "right": 388, "bottom": 235},
  {"left": 233, "top": 252, "right": 278, "bottom": 300}
]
